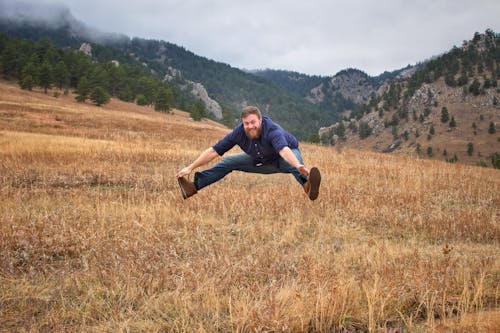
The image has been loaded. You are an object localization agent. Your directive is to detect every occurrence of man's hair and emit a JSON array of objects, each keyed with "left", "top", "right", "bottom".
[{"left": 241, "top": 106, "right": 261, "bottom": 120}]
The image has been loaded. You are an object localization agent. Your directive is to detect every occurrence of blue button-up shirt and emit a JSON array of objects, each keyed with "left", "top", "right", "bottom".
[{"left": 212, "top": 116, "right": 299, "bottom": 167}]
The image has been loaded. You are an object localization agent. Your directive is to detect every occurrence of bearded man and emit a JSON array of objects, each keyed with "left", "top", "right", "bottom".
[{"left": 176, "top": 106, "right": 321, "bottom": 200}]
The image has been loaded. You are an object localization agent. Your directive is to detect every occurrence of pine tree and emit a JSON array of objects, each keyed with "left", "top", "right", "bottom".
[
  {"left": 90, "top": 86, "right": 110, "bottom": 106},
  {"left": 469, "top": 79, "right": 481, "bottom": 96},
  {"left": 154, "top": 87, "right": 173, "bottom": 112},
  {"left": 492, "top": 152, "right": 500, "bottom": 169},
  {"left": 190, "top": 101, "right": 207, "bottom": 121},
  {"left": 136, "top": 95, "right": 149, "bottom": 106},
  {"left": 75, "top": 76, "right": 91, "bottom": 102},
  {"left": 358, "top": 121, "right": 372, "bottom": 139},
  {"left": 53, "top": 61, "right": 70, "bottom": 89},
  {"left": 221, "top": 105, "right": 235, "bottom": 128},
  {"left": 19, "top": 62, "right": 39, "bottom": 90},
  {"left": 38, "top": 61, "right": 53, "bottom": 94},
  {"left": 19, "top": 74, "right": 35, "bottom": 91},
  {"left": 467, "top": 142, "right": 474, "bottom": 156},
  {"left": 449, "top": 117, "right": 457, "bottom": 128},
  {"left": 441, "top": 107, "right": 449, "bottom": 123},
  {"left": 489, "top": 122, "right": 496, "bottom": 134},
  {"left": 336, "top": 121, "right": 346, "bottom": 139}
]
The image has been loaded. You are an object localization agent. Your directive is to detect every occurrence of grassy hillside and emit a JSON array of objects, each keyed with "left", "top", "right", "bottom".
[{"left": 0, "top": 81, "right": 499, "bottom": 332}]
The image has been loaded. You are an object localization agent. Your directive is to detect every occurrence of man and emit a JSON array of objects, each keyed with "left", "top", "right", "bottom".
[{"left": 175, "top": 106, "right": 321, "bottom": 200}]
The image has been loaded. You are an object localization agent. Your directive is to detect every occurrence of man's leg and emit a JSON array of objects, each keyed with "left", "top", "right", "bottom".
[
  {"left": 277, "top": 148, "right": 321, "bottom": 200},
  {"left": 277, "top": 148, "right": 308, "bottom": 185},
  {"left": 195, "top": 152, "right": 278, "bottom": 190}
]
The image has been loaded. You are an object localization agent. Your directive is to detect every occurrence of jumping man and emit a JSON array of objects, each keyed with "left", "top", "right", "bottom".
[{"left": 176, "top": 106, "right": 321, "bottom": 200}]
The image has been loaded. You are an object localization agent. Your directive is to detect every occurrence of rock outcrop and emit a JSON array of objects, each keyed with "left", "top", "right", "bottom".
[
  {"left": 190, "top": 82, "right": 222, "bottom": 119},
  {"left": 79, "top": 42, "right": 92, "bottom": 56},
  {"left": 307, "top": 69, "right": 376, "bottom": 105}
]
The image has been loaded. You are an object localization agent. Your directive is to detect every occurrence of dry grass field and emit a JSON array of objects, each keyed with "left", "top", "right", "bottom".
[{"left": 0, "top": 80, "right": 499, "bottom": 332}]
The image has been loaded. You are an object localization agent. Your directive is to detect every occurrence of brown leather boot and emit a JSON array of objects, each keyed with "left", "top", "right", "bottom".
[
  {"left": 303, "top": 181, "right": 310, "bottom": 194},
  {"left": 302, "top": 167, "right": 321, "bottom": 200},
  {"left": 177, "top": 177, "right": 198, "bottom": 199}
]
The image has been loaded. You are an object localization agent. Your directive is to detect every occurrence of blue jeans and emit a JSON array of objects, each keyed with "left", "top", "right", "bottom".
[{"left": 194, "top": 148, "right": 308, "bottom": 190}]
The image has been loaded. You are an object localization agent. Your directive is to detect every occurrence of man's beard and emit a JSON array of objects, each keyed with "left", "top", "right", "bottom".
[{"left": 245, "top": 126, "right": 262, "bottom": 139}]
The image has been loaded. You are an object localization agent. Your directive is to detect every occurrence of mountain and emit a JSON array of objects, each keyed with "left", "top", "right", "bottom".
[
  {"left": 0, "top": 6, "right": 338, "bottom": 140},
  {"left": 254, "top": 65, "right": 423, "bottom": 118},
  {"left": 251, "top": 69, "right": 324, "bottom": 98},
  {"left": 319, "top": 30, "right": 500, "bottom": 168}
]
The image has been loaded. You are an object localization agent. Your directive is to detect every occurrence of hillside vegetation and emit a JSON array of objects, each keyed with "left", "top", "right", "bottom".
[
  {"left": 0, "top": 81, "right": 499, "bottom": 332},
  {"left": 321, "top": 31, "right": 500, "bottom": 168},
  {"left": 0, "top": 19, "right": 338, "bottom": 140}
]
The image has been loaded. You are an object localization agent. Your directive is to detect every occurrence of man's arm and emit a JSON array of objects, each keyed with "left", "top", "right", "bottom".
[
  {"left": 279, "top": 146, "right": 309, "bottom": 176},
  {"left": 176, "top": 147, "right": 219, "bottom": 178}
]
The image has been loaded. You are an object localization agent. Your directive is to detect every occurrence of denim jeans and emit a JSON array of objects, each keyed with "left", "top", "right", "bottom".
[{"left": 194, "top": 148, "right": 308, "bottom": 190}]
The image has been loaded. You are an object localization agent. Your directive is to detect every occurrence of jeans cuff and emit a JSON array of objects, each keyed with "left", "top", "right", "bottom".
[{"left": 193, "top": 172, "right": 201, "bottom": 190}]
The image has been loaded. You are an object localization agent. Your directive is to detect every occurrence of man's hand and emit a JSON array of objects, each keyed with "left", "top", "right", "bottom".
[
  {"left": 297, "top": 164, "right": 309, "bottom": 176},
  {"left": 175, "top": 147, "right": 219, "bottom": 179},
  {"left": 176, "top": 166, "right": 192, "bottom": 178}
]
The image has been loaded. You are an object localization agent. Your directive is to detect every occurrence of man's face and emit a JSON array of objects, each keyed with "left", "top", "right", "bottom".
[{"left": 242, "top": 114, "right": 262, "bottom": 139}]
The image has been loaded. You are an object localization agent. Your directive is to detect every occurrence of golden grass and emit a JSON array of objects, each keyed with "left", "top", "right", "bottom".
[{"left": 0, "top": 81, "right": 499, "bottom": 332}]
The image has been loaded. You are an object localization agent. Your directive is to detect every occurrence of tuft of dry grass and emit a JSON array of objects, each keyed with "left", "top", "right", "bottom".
[{"left": 1, "top": 80, "right": 499, "bottom": 332}]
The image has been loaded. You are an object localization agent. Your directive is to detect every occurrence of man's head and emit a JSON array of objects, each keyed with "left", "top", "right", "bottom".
[{"left": 241, "top": 106, "right": 262, "bottom": 139}]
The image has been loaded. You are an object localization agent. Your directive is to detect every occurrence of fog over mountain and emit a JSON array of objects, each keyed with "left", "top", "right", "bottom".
[
  {"left": 0, "top": 0, "right": 128, "bottom": 45},
  {"left": 2, "top": 0, "right": 500, "bottom": 76}
]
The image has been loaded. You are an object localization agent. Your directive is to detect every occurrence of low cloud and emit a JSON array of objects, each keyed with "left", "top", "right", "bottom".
[{"left": 2, "top": 0, "right": 499, "bottom": 76}]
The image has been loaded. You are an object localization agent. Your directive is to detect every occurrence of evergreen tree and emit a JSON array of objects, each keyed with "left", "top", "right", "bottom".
[
  {"left": 391, "top": 125, "right": 398, "bottom": 139},
  {"left": 190, "top": 100, "right": 207, "bottom": 121},
  {"left": 19, "top": 74, "right": 35, "bottom": 90},
  {"left": 38, "top": 61, "right": 53, "bottom": 94},
  {"left": 416, "top": 143, "right": 421, "bottom": 155},
  {"left": 492, "top": 152, "right": 500, "bottom": 169},
  {"left": 118, "top": 86, "right": 135, "bottom": 102},
  {"left": 467, "top": 142, "right": 474, "bottom": 156},
  {"left": 457, "top": 73, "right": 468, "bottom": 86},
  {"left": 221, "top": 105, "right": 235, "bottom": 128},
  {"left": 440, "top": 107, "right": 449, "bottom": 123},
  {"left": 1, "top": 41, "right": 24, "bottom": 76},
  {"left": 489, "top": 122, "right": 496, "bottom": 134},
  {"left": 136, "top": 94, "right": 149, "bottom": 106},
  {"left": 75, "top": 76, "right": 91, "bottom": 102},
  {"left": 449, "top": 117, "right": 457, "bottom": 128},
  {"left": 19, "top": 62, "right": 39, "bottom": 90},
  {"left": 358, "top": 121, "right": 372, "bottom": 139},
  {"left": 136, "top": 76, "right": 158, "bottom": 105},
  {"left": 90, "top": 86, "right": 110, "bottom": 106},
  {"left": 429, "top": 125, "right": 435, "bottom": 135},
  {"left": 154, "top": 87, "right": 173, "bottom": 112},
  {"left": 444, "top": 73, "right": 457, "bottom": 87},
  {"left": 336, "top": 121, "right": 346, "bottom": 139},
  {"left": 469, "top": 79, "right": 481, "bottom": 96},
  {"left": 53, "top": 61, "right": 70, "bottom": 89}
]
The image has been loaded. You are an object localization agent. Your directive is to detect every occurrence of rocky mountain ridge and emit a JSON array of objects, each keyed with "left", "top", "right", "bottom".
[
  {"left": 319, "top": 31, "right": 499, "bottom": 167},
  {"left": 307, "top": 69, "right": 376, "bottom": 105}
]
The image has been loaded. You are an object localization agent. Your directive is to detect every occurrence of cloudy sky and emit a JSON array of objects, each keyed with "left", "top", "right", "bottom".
[{"left": 2, "top": 0, "right": 500, "bottom": 76}]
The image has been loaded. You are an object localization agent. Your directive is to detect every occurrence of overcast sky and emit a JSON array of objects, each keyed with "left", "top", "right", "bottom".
[{"left": 2, "top": 0, "right": 500, "bottom": 76}]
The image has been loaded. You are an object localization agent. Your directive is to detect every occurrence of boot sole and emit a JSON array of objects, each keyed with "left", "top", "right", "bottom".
[{"left": 308, "top": 167, "right": 321, "bottom": 200}]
